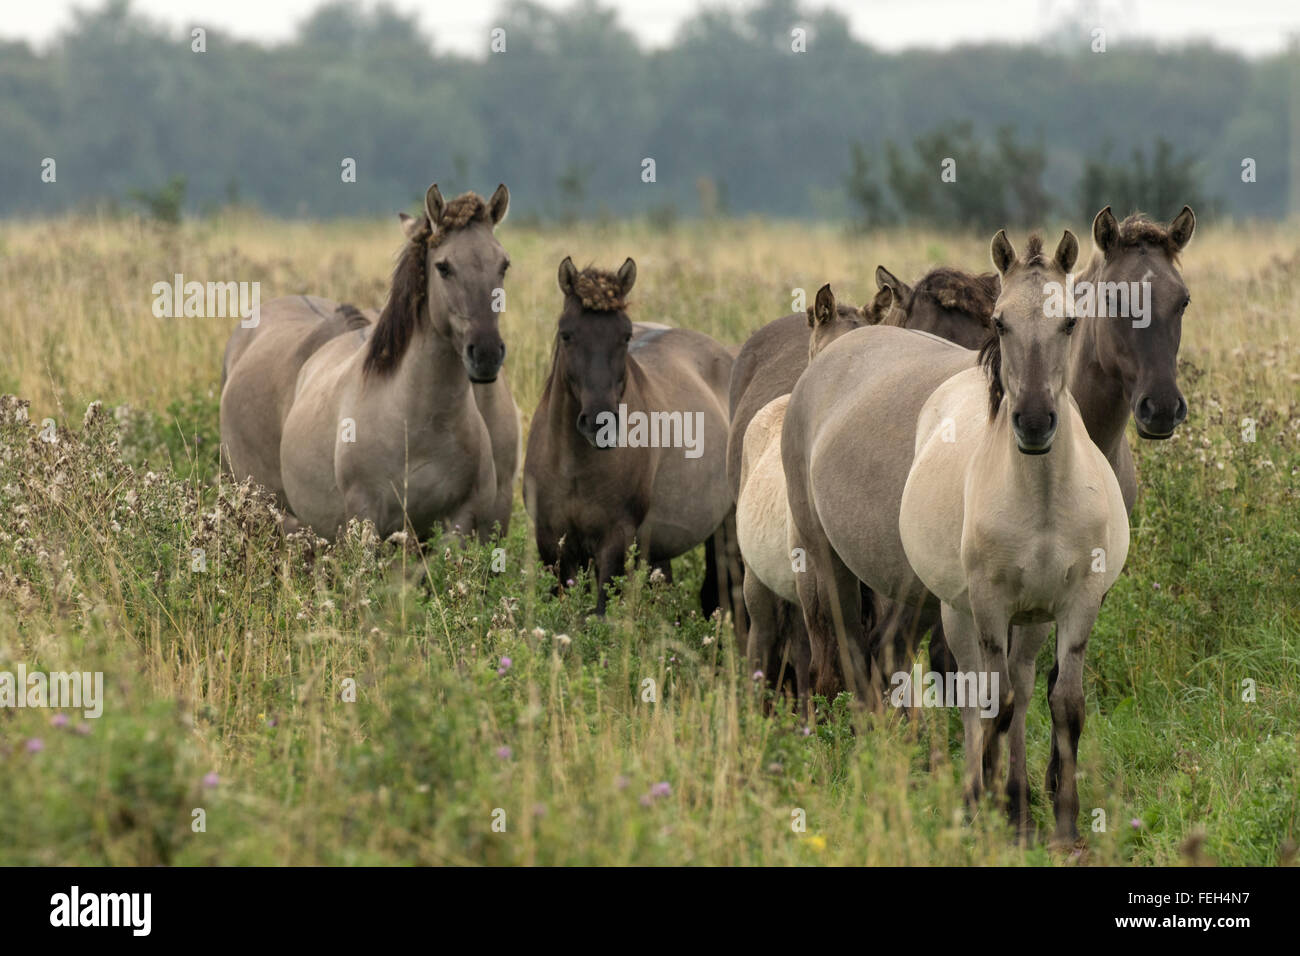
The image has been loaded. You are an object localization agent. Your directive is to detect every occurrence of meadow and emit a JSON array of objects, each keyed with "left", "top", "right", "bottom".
[{"left": 0, "top": 211, "right": 1297, "bottom": 865}]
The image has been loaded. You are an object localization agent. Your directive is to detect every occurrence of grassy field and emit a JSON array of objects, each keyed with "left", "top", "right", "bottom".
[{"left": 0, "top": 211, "right": 1297, "bottom": 865}]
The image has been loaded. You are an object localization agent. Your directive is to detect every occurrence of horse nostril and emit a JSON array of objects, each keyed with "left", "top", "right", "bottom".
[
  {"left": 1047, "top": 411, "right": 1057, "bottom": 431},
  {"left": 467, "top": 343, "right": 477, "bottom": 360},
  {"left": 1175, "top": 397, "right": 1188, "bottom": 422},
  {"left": 1012, "top": 412, "right": 1021, "bottom": 430},
  {"left": 576, "top": 413, "right": 589, "bottom": 432},
  {"left": 1137, "top": 397, "right": 1154, "bottom": 422}
]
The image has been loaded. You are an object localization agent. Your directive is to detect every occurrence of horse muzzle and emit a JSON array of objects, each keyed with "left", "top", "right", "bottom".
[
  {"left": 1133, "top": 392, "right": 1187, "bottom": 439},
  {"left": 464, "top": 340, "right": 506, "bottom": 384}
]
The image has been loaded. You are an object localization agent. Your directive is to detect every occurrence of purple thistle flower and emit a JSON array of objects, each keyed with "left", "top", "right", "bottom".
[
  {"left": 497, "top": 656, "right": 512, "bottom": 675},
  {"left": 650, "top": 781, "right": 671, "bottom": 798},
  {"left": 203, "top": 772, "right": 220, "bottom": 788},
  {"left": 25, "top": 738, "right": 44, "bottom": 754},
  {"left": 1130, "top": 818, "right": 1142, "bottom": 829},
  {"left": 50, "top": 713, "right": 69, "bottom": 728},
  {"left": 496, "top": 746, "right": 513, "bottom": 760},
  {"left": 752, "top": 669, "right": 764, "bottom": 681}
]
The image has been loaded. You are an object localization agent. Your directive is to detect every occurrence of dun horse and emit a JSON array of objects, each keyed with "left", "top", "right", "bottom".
[
  {"left": 735, "top": 284, "right": 864, "bottom": 703},
  {"left": 898, "top": 231, "right": 1129, "bottom": 843},
  {"left": 220, "top": 183, "right": 519, "bottom": 540},
  {"left": 524, "top": 257, "right": 736, "bottom": 616},
  {"left": 782, "top": 208, "right": 1194, "bottom": 840}
]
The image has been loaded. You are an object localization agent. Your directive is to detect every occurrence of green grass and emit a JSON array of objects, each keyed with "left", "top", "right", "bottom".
[{"left": 0, "top": 217, "right": 1296, "bottom": 864}]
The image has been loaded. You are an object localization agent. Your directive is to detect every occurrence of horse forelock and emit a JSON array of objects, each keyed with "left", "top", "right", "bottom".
[
  {"left": 1116, "top": 212, "right": 1183, "bottom": 262},
  {"left": 570, "top": 269, "right": 629, "bottom": 313}
]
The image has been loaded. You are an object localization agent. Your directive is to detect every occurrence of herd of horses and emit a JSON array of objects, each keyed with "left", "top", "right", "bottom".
[{"left": 219, "top": 181, "right": 1196, "bottom": 844}]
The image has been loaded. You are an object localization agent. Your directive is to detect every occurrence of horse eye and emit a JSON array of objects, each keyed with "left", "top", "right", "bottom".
[
  {"left": 559, "top": 331, "right": 572, "bottom": 344},
  {"left": 1183, "top": 295, "right": 1191, "bottom": 309},
  {"left": 435, "top": 260, "right": 453, "bottom": 278}
]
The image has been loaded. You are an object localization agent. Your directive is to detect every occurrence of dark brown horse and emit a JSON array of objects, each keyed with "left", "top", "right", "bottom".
[{"left": 524, "top": 257, "right": 737, "bottom": 616}]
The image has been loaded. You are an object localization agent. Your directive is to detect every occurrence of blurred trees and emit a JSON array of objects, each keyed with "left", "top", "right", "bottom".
[{"left": 0, "top": 0, "right": 1289, "bottom": 223}]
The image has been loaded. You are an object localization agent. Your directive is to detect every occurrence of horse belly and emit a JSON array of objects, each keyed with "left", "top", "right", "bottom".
[{"left": 736, "top": 446, "right": 798, "bottom": 603}]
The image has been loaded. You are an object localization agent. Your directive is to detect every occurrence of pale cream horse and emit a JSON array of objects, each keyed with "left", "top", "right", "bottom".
[
  {"left": 735, "top": 284, "right": 865, "bottom": 702},
  {"left": 898, "top": 231, "right": 1129, "bottom": 843},
  {"left": 220, "top": 184, "right": 518, "bottom": 540}
]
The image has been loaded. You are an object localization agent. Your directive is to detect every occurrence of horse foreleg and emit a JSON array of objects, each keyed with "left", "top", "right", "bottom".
[
  {"left": 1006, "top": 622, "right": 1051, "bottom": 841},
  {"left": 1047, "top": 604, "right": 1097, "bottom": 846}
]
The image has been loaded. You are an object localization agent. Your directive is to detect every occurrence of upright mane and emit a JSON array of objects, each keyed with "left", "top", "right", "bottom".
[
  {"left": 1116, "top": 212, "right": 1184, "bottom": 260},
  {"left": 570, "top": 268, "right": 630, "bottom": 313},
  {"left": 363, "top": 191, "right": 492, "bottom": 377},
  {"left": 911, "top": 267, "right": 1000, "bottom": 318}
]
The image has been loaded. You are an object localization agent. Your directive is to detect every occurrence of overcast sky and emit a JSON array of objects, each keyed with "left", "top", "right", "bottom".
[{"left": 5, "top": 0, "right": 1299, "bottom": 57}]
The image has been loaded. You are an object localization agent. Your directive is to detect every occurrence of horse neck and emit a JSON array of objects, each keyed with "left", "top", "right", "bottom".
[
  {"left": 386, "top": 319, "right": 473, "bottom": 423},
  {"left": 1068, "top": 254, "right": 1131, "bottom": 460}
]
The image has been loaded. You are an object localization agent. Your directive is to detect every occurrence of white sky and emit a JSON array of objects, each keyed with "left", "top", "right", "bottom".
[{"left": 3, "top": 0, "right": 1298, "bottom": 57}]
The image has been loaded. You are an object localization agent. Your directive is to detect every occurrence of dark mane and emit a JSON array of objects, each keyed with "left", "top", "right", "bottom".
[
  {"left": 1117, "top": 212, "right": 1183, "bottom": 260},
  {"left": 571, "top": 268, "right": 630, "bottom": 313},
  {"left": 363, "top": 191, "right": 491, "bottom": 377},
  {"left": 910, "top": 268, "right": 1000, "bottom": 319},
  {"left": 978, "top": 332, "right": 1002, "bottom": 420}
]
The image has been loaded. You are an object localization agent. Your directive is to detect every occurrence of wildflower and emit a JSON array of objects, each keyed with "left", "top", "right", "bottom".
[
  {"left": 25, "top": 738, "right": 44, "bottom": 754},
  {"left": 497, "top": 656, "right": 512, "bottom": 675},
  {"left": 50, "top": 713, "right": 69, "bottom": 728},
  {"left": 752, "top": 669, "right": 764, "bottom": 681},
  {"left": 496, "top": 746, "right": 512, "bottom": 760},
  {"left": 1130, "top": 818, "right": 1142, "bottom": 830},
  {"left": 650, "top": 781, "right": 671, "bottom": 798},
  {"left": 203, "top": 772, "right": 220, "bottom": 788},
  {"left": 804, "top": 835, "right": 827, "bottom": 852},
  {"left": 615, "top": 774, "right": 630, "bottom": 790},
  {"left": 555, "top": 633, "right": 572, "bottom": 646},
  {"left": 531, "top": 627, "right": 545, "bottom": 641}
]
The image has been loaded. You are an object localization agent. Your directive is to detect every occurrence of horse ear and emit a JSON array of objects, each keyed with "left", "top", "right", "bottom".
[
  {"left": 617, "top": 257, "right": 637, "bottom": 297},
  {"left": 868, "top": 285, "right": 893, "bottom": 324},
  {"left": 812, "top": 284, "right": 836, "bottom": 327},
  {"left": 875, "top": 265, "right": 911, "bottom": 305},
  {"left": 398, "top": 212, "right": 421, "bottom": 240},
  {"left": 1054, "top": 229, "right": 1079, "bottom": 273},
  {"left": 1169, "top": 205, "right": 1195, "bottom": 250},
  {"left": 488, "top": 184, "right": 510, "bottom": 226},
  {"left": 424, "top": 183, "right": 445, "bottom": 226},
  {"left": 557, "top": 256, "right": 578, "bottom": 298},
  {"left": 1092, "top": 205, "right": 1119, "bottom": 256},
  {"left": 990, "top": 230, "right": 1017, "bottom": 276}
]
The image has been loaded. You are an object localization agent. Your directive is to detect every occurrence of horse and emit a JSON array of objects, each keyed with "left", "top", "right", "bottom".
[
  {"left": 524, "top": 257, "right": 737, "bottom": 617},
  {"left": 898, "top": 231, "right": 1129, "bottom": 843},
  {"left": 735, "top": 284, "right": 866, "bottom": 707},
  {"left": 220, "top": 183, "right": 519, "bottom": 540},
  {"left": 782, "top": 207, "right": 1194, "bottom": 838},
  {"left": 727, "top": 266, "right": 998, "bottom": 700}
]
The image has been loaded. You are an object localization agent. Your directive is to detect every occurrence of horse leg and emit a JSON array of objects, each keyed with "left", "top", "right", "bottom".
[
  {"left": 1006, "top": 622, "right": 1051, "bottom": 841},
  {"left": 743, "top": 569, "right": 778, "bottom": 686},
  {"left": 939, "top": 602, "right": 985, "bottom": 806},
  {"left": 594, "top": 527, "right": 633, "bottom": 616},
  {"left": 794, "top": 536, "right": 873, "bottom": 710},
  {"left": 1047, "top": 604, "right": 1098, "bottom": 846},
  {"left": 700, "top": 531, "right": 720, "bottom": 618},
  {"left": 969, "top": 606, "right": 1013, "bottom": 803}
]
